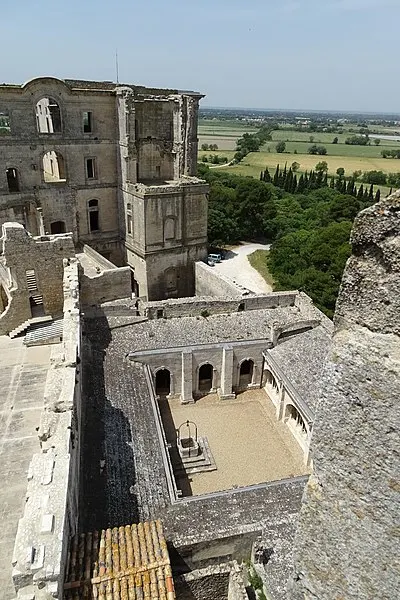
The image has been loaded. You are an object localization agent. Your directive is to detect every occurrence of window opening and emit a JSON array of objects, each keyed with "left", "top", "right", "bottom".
[
  {"left": 50, "top": 221, "right": 66, "bottom": 234},
  {"left": 6, "top": 168, "right": 20, "bottom": 192},
  {"left": 36, "top": 97, "right": 61, "bottom": 133},
  {"left": 43, "top": 151, "right": 66, "bottom": 182},
  {"left": 0, "top": 111, "right": 10, "bottom": 133},
  {"left": 86, "top": 158, "right": 96, "bottom": 179},
  {"left": 83, "top": 111, "right": 92, "bottom": 133},
  {"left": 88, "top": 199, "right": 99, "bottom": 232}
]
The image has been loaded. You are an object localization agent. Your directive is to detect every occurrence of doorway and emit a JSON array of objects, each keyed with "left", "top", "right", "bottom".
[
  {"left": 155, "top": 369, "right": 171, "bottom": 396},
  {"left": 198, "top": 363, "right": 213, "bottom": 393},
  {"left": 239, "top": 359, "right": 254, "bottom": 388}
]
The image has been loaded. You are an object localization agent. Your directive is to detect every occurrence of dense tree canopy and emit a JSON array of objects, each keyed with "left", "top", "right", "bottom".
[{"left": 199, "top": 163, "right": 377, "bottom": 317}]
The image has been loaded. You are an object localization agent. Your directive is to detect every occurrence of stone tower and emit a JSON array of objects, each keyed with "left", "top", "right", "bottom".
[
  {"left": 288, "top": 192, "right": 400, "bottom": 599},
  {"left": 116, "top": 87, "right": 208, "bottom": 300}
]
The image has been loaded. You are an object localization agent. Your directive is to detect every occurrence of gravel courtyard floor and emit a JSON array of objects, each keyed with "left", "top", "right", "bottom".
[{"left": 159, "top": 389, "right": 308, "bottom": 496}]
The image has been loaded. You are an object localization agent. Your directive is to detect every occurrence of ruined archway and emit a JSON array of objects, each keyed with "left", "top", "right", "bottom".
[
  {"left": 198, "top": 363, "right": 213, "bottom": 393},
  {"left": 155, "top": 369, "right": 171, "bottom": 396}
]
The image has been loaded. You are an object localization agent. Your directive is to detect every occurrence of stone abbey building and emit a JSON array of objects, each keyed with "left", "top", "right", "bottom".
[
  {"left": 0, "top": 77, "right": 208, "bottom": 300},
  {"left": 0, "top": 77, "right": 398, "bottom": 600}
]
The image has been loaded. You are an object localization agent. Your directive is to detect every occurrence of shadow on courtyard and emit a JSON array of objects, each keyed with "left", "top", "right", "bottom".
[
  {"left": 158, "top": 397, "right": 193, "bottom": 497},
  {"left": 80, "top": 316, "right": 138, "bottom": 531}
]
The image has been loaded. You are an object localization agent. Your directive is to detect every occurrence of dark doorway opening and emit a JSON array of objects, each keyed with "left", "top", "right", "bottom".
[
  {"left": 199, "top": 363, "right": 213, "bottom": 393},
  {"left": 50, "top": 220, "right": 66, "bottom": 234},
  {"left": 155, "top": 369, "right": 171, "bottom": 396},
  {"left": 239, "top": 359, "right": 254, "bottom": 388},
  {"left": 6, "top": 168, "right": 19, "bottom": 192}
]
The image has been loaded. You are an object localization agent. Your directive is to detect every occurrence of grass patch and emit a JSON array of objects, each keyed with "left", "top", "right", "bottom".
[{"left": 248, "top": 250, "right": 275, "bottom": 287}]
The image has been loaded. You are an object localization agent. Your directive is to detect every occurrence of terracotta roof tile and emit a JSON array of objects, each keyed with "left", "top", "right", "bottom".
[{"left": 64, "top": 520, "right": 175, "bottom": 599}]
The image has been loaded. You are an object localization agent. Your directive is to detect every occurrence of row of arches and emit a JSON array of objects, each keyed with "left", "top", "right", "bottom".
[
  {"left": 263, "top": 368, "right": 309, "bottom": 440},
  {"left": 154, "top": 359, "right": 255, "bottom": 397}
]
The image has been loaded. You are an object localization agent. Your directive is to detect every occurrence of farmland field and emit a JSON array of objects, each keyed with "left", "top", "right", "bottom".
[{"left": 217, "top": 151, "right": 398, "bottom": 177}]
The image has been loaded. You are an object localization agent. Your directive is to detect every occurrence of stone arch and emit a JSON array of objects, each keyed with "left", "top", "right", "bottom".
[
  {"left": 42, "top": 150, "right": 66, "bottom": 182},
  {"left": 35, "top": 96, "right": 62, "bottom": 133},
  {"left": 238, "top": 358, "right": 255, "bottom": 389},
  {"left": 50, "top": 220, "right": 66, "bottom": 234},
  {"left": 263, "top": 368, "right": 280, "bottom": 402},
  {"left": 285, "top": 403, "right": 308, "bottom": 438},
  {"left": 198, "top": 362, "right": 214, "bottom": 394},
  {"left": 155, "top": 367, "right": 171, "bottom": 397},
  {"left": 6, "top": 167, "right": 20, "bottom": 192}
]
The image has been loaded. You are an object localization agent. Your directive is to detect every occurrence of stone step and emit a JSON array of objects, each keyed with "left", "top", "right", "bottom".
[
  {"left": 24, "top": 318, "right": 63, "bottom": 346},
  {"left": 8, "top": 315, "right": 53, "bottom": 339}
]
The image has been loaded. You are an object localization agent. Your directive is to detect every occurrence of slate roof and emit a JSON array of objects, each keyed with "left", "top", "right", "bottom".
[
  {"left": 64, "top": 519, "right": 175, "bottom": 599},
  {"left": 107, "top": 306, "right": 305, "bottom": 353},
  {"left": 267, "top": 326, "right": 331, "bottom": 415}
]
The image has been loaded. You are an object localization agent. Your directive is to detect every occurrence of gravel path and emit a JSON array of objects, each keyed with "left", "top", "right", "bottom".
[{"left": 213, "top": 242, "right": 272, "bottom": 294}]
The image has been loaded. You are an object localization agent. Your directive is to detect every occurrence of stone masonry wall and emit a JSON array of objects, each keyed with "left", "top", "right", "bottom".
[
  {"left": 195, "top": 261, "right": 245, "bottom": 297},
  {"left": 288, "top": 192, "right": 400, "bottom": 599},
  {"left": 0, "top": 222, "right": 75, "bottom": 334},
  {"left": 12, "top": 258, "right": 82, "bottom": 600}
]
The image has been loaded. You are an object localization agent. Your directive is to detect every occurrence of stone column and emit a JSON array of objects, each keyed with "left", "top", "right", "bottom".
[
  {"left": 219, "top": 345, "right": 236, "bottom": 400},
  {"left": 180, "top": 350, "right": 194, "bottom": 404}
]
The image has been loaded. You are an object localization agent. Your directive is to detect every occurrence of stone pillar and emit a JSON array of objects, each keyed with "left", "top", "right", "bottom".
[
  {"left": 180, "top": 350, "right": 194, "bottom": 404},
  {"left": 37, "top": 208, "right": 45, "bottom": 236},
  {"left": 219, "top": 345, "right": 236, "bottom": 400}
]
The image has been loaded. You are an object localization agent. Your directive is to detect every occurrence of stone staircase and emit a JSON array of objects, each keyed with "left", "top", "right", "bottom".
[
  {"left": 9, "top": 315, "right": 52, "bottom": 339},
  {"left": 26, "top": 269, "right": 44, "bottom": 316},
  {"left": 24, "top": 318, "right": 63, "bottom": 347}
]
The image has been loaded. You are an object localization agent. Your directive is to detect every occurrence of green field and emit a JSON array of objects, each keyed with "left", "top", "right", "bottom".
[{"left": 248, "top": 250, "right": 275, "bottom": 287}]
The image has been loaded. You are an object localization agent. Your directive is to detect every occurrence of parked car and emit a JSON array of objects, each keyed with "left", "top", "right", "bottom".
[{"left": 208, "top": 253, "right": 222, "bottom": 263}]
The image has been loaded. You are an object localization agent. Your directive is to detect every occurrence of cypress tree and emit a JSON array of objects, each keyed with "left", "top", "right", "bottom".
[
  {"left": 292, "top": 174, "right": 298, "bottom": 194},
  {"left": 330, "top": 177, "right": 335, "bottom": 189},
  {"left": 323, "top": 172, "right": 328, "bottom": 187},
  {"left": 264, "top": 167, "right": 272, "bottom": 183},
  {"left": 375, "top": 189, "right": 381, "bottom": 202},
  {"left": 369, "top": 184, "right": 374, "bottom": 201},
  {"left": 273, "top": 164, "right": 280, "bottom": 186},
  {"left": 357, "top": 184, "right": 364, "bottom": 200},
  {"left": 298, "top": 174, "right": 305, "bottom": 193},
  {"left": 363, "top": 187, "right": 370, "bottom": 201},
  {"left": 260, "top": 171, "right": 264, "bottom": 181}
]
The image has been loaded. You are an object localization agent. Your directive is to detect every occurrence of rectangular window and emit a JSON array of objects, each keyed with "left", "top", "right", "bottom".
[
  {"left": 89, "top": 210, "right": 99, "bottom": 232},
  {"left": 127, "top": 215, "right": 132, "bottom": 235},
  {"left": 86, "top": 158, "right": 96, "bottom": 179},
  {"left": 83, "top": 111, "right": 92, "bottom": 133}
]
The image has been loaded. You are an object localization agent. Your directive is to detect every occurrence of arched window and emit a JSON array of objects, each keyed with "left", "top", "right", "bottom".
[
  {"left": 155, "top": 369, "right": 171, "bottom": 396},
  {"left": 239, "top": 359, "right": 254, "bottom": 388},
  {"left": 88, "top": 199, "right": 100, "bottom": 232},
  {"left": 50, "top": 221, "right": 66, "bottom": 234},
  {"left": 285, "top": 404, "right": 307, "bottom": 437},
  {"left": 6, "top": 168, "right": 20, "bottom": 192},
  {"left": 199, "top": 363, "right": 213, "bottom": 393},
  {"left": 42, "top": 151, "right": 66, "bottom": 182},
  {"left": 126, "top": 203, "right": 133, "bottom": 235},
  {"left": 36, "top": 97, "right": 62, "bottom": 133}
]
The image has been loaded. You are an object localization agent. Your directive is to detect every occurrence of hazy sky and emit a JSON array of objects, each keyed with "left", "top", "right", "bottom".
[{"left": 2, "top": 0, "right": 399, "bottom": 112}]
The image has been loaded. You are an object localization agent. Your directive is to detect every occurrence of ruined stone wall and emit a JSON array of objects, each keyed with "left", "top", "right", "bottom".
[
  {"left": 0, "top": 78, "right": 119, "bottom": 245},
  {"left": 80, "top": 266, "right": 131, "bottom": 306},
  {"left": 12, "top": 258, "right": 82, "bottom": 600},
  {"left": 0, "top": 223, "right": 75, "bottom": 334},
  {"left": 288, "top": 192, "right": 400, "bottom": 599}
]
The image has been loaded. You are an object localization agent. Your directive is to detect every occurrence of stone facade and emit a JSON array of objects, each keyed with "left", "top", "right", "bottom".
[
  {"left": 0, "top": 77, "right": 208, "bottom": 300},
  {"left": 288, "top": 192, "right": 400, "bottom": 599}
]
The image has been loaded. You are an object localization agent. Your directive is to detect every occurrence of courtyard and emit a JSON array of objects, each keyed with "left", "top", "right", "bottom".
[{"left": 159, "top": 388, "right": 308, "bottom": 496}]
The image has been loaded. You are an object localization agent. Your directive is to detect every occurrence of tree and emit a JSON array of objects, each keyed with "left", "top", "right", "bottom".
[
  {"left": 315, "top": 161, "right": 328, "bottom": 174},
  {"left": 352, "top": 170, "right": 362, "bottom": 180},
  {"left": 332, "top": 137, "right": 338, "bottom": 144},
  {"left": 362, "top": 170, "right": 387, "bottom": 185},
  {"left": 336, "top": 167, "right": 345, "bottom": 178},
  {"left": 276, "top": 141, "right": 286, "bottom": 153},
  {"left": 201, "top": 143, "right": 209, "bottom": 151},
  {"left": 373, "top": 138, "right": 380, "bottom": 146},
  {"left": 291, "top": 161, "right": 300, "bottom": 172}
]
